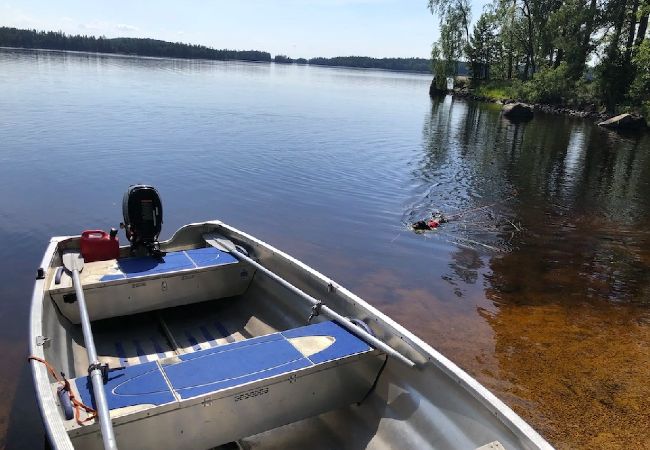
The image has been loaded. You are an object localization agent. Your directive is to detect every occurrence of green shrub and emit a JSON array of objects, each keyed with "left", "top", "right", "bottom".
[
  {"left": 572, "top": 78, "right": 599, "bottom": 108},
  {"left": 508, "top": 79, "right": 528, "bottom": 102},
  {"left": 519, "top": 63, "right": 571, "bottom": 104}
]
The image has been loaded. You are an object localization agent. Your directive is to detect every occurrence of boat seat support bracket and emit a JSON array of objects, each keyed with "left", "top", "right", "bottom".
[
  {"left": 88, "top": 362, "right": 109, "bottom": 384},
  {"left": 307, "top": 301, "right": 323, "bottom": 323}
]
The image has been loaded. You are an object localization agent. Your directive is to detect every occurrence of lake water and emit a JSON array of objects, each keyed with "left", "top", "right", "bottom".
[{"left": 1, "top": 48, "right": 649, "bottom": 449}]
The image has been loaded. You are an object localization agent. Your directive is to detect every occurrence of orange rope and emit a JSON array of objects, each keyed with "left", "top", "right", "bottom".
[{"left": 28, "top": 355, "right": 98, "bottom": 425}]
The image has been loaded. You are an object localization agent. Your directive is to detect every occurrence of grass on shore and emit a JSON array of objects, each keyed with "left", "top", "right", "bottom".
[{"left": 472, "top": 80, "right": 514, "bottom": 101}]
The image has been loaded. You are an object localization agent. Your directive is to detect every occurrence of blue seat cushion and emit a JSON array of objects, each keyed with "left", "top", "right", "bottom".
[
  {"left": 164, "top": 334, "right": 311, "bottom": 399},
  {"left": 76, "top": 361, "right": 175, "bottom": 410},
  {"left": 73, "top": 321, "right": 372, "bottom": 409},
  {"left": 100, "top": 247, "right": 238, "bottom": 281}
]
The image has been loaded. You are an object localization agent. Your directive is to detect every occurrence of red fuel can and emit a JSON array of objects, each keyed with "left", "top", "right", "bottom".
[{"left": 80, "top": 229, "right": 120, "bottom": 263}]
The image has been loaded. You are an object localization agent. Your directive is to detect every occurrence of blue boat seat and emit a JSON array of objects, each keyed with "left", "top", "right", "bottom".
[
  {"left": 100, "top": 247, "right": 238, "bottom": 282},
  {"left": 73, "top": 321, "right": 374, "bottom": 411},
  {"left": 50, "top": 246, "right": 249, "bottom": 324}
]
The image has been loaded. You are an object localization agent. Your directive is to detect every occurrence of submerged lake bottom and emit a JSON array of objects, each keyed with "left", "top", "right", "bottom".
[{"left": 1, "top": 48, "right": 649, "bottom": 449}]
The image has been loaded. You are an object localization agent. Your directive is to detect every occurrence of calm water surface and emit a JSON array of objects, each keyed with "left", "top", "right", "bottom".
[{"left": 1, "top": 48, "right": 649, "bottom": 449}]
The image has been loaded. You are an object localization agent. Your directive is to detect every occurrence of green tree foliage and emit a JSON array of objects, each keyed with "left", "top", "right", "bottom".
[
  {"left": 547, "top": 0, "right": 597, "bottom": 79},
  {"left": 0, "top": 27, "right": 272, "bottom": 62},
  {"left": 429, "top": 0, "right": 472, "bottom": 78},
  {"left": 431, "top": 44, "right": 450, "bottom": 89},
  {"left": 428, "top": 0, "right": 472, "bottom": 41},
  {"left": 630, "top": 38, "right": 650, "bottom": 111},
  {"left": 429, "top": 0, "right": 650, "bottom": 112},
  {"left": 466, "top": 12, "right": 501, "bottom": 79}
]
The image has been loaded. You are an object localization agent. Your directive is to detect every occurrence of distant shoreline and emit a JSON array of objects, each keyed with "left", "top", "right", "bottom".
[
  {"left": 0, "top": 46, "right": 433, "bottom": 76},
  {"left": 0, "top": 46, "right": 273, "bottom": 64},
  {"left": 273, "top": 59, "right": 432, "bottom": 75},
  {"left": 0, "top": 27, "right": 433, "bottom": 75}
]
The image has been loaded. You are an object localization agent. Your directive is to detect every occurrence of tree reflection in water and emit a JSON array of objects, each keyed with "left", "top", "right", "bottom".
[{"left": 410, "top": 96, "right": 650, "bottom": 449}]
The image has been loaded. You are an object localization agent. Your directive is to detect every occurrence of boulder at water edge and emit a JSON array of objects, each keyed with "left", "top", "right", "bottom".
[
  {"left": 429, "top": 79, "right": 446, "bottom": 97},
  {"left": 598, "top": 113, "right": 647, "bottom": 130},
  {"left": 502, "top": 103, "right": 534, "bottom": 120}
]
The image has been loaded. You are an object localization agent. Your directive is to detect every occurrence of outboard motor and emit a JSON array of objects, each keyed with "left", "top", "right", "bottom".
[{"left": 122, "top": 185, "right": 164, "bottom": 257}]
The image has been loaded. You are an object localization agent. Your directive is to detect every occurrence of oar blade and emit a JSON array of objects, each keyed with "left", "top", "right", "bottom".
[
  {"left": 62, "top": 251, "right": 84, "bottom": 273},
  {"left": 203, "top": 233, "right": 237, "bottom": 253}
]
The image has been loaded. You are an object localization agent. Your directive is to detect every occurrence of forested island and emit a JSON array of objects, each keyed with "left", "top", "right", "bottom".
[
  {"left": 288, "top": 56, "right": 434, "bottom": 73},
  {"left": 0, "top": 27, "right": 432, "bottom": 73},
  {"left": 428, "top": 0, "right": 650, "bottom": 116}
]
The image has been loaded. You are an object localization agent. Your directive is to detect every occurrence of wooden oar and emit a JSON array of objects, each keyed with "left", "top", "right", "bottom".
[
  {"left": 203, "top": 233, "right": 416, "bottom": 368},
  {"left": 62, "top": 252, "right": 118, "bottom": 450}
]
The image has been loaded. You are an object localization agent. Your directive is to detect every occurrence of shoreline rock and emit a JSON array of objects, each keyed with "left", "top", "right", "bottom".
[
  {"left": 598, "top": 113, "right": 647, "bottom": 130},
  {"left": 428, "top": 79, "right": 446, "bottom": 97},
  {"left": 502, "top": 102, "right": 534, "bottom": 120}
]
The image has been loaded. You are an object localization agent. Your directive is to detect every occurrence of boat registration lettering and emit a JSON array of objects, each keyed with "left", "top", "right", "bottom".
[{"left": 234, "top": 387, "right": 269, "bottom": 402}]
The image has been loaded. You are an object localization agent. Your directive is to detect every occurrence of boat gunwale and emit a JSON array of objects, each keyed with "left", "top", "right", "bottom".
[{"left": 30, "top": 237, "right": 75, "bottom": 450}]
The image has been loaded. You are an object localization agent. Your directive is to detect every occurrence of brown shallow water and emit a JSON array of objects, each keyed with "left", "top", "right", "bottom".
[
  {"left": 477, "top": 219, "right": 650, "bottom": 449},
  {"left": 1, "top": 49, "right": 650, "bottom": 448}
]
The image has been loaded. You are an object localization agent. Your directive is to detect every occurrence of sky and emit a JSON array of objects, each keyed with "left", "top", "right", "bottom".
[{"left": 1, "top": 0, "right": 486, "bottom": 59}]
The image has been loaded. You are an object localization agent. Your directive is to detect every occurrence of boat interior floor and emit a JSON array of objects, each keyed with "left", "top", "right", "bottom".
[{"left": 67, "top": 296, "right": 277, "bottom": 375}]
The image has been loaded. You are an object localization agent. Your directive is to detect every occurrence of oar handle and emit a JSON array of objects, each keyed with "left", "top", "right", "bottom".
[{"left": 222, "top": 244, "right": 416, "bottom": 368}]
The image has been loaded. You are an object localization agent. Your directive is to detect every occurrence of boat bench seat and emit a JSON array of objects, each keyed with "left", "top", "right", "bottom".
[
  {"left": 72, "top": 320, "right": 375, "bottom": 408},
  {"left": 50, "top": 247, "right": 238, "bottom": 288},
  {"left": 98, "top": 247, "right": 238, "bottom": 282},
  {"left": 49, "top": 247, "right": 252, "bottom": 323},
  {"left": 64, "top": 321, "right": 384, "bottom": 444}
]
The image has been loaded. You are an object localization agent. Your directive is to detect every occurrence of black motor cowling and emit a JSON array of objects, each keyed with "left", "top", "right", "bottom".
[{"left": 122, "top": 185, "right": 163, "bottom": 256}]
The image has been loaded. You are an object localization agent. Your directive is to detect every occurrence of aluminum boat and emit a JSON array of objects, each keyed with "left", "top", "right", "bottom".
[{"left": 29, "top": 186, "right": 553, "bottom": 449}]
